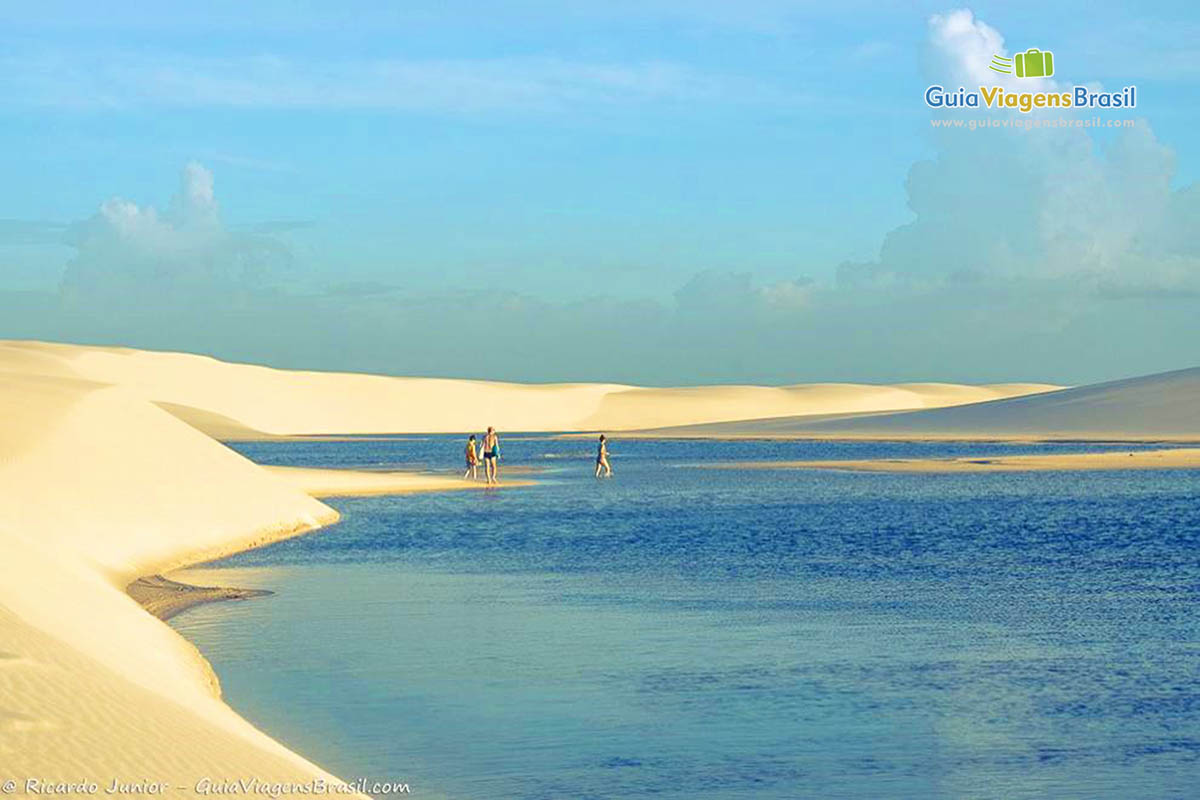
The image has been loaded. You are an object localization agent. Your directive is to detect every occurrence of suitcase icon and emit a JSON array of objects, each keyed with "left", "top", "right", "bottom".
[{"left": 1015, "top": 48, "right": 1054, "bottom": 78}]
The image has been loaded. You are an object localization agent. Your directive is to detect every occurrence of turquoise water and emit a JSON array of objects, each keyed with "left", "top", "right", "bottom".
[{"left": 172, "top": 438, "right": 1200, "bottom": 799}]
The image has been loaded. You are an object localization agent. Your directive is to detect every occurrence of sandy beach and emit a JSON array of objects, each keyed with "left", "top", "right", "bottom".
[
  {"left": 126, "top": 469, "right": 523, "bottom": 616},
  {"left": 127, "top": 574, "right": 275, "bottom": 621},
  {"left": 264, "top": 465, "right": 536, "bottom": 497},
  {"left": 697, "top": 447, "right": 1200, "bottom": 473}
]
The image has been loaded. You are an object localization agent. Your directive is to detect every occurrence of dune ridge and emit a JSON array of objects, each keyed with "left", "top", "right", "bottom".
[
  {"left": 0, "top": 366, "right": 363, "bottom": 789},
  {"left": 0, "top": 340, "right": 1060, "bottom": 436},
  {"left": 642, "top": 367, "right": 1200, "bottom": 441}
]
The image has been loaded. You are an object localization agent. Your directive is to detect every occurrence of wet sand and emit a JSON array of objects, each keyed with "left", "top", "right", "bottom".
[
  {"left": 127, "top": 574, "right": 273, "bottom": 621},
  {"left": 696, "top": 447, "right": 1200, "bottom": 473}
]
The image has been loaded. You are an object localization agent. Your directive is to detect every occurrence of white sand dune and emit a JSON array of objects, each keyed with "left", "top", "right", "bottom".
[
  {"left": 577, "top": 381, "right": 1059, "bottom": 431},
  {"left": 0, "top": 369, "right": 364, "bottom": 789},
  {"left": 644, "top": 367, "right": 1200, "bottom": 440},
  {"left": 0, "top": 340, "right": 1059, "bottom": 436}
]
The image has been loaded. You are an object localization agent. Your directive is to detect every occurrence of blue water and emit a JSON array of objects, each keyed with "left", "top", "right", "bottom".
[{"left": 172, "top": 437, "right": 1200, "bottom": 799}]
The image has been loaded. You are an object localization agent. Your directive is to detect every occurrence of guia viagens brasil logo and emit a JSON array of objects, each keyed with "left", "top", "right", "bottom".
[{"left": 925, "top": 48, "right": 1136, "bottom": 114}]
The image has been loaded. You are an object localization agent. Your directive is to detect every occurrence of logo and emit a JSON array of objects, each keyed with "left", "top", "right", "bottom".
[
  {"left": 923, "top": 46, "right": 1136, "bottom": 114},
  {"left": 990, "top": 48, "right": 1055, "bottom": 78}
]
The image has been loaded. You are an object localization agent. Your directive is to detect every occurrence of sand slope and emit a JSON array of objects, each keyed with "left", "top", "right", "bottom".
[
  {"left": 577, "top": 381, "right": 1059, "bottom": 431},
  {"left": 0, "top": 340, "right": 1059, "bottom": 436},
  {"left": 650, "top": 367, "right": 1199, "bottom": 440},
  {"left": 0, "top": 368, "right": 358, "bottom": 787}
]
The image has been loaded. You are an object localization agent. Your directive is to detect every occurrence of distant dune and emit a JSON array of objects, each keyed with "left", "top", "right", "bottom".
[
  {"left": 578, "top": 381, "right": 1060, "bottom": 432},
  {"left": 0, "top": 340, "right": 1060, "bottom": 436},
  {"left": 643, "top": 367, "right": 1200, "bottom": 441}
]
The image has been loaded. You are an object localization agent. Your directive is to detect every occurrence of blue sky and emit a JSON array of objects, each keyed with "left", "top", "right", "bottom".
[{"left": 1, "top": 2, "right": 1198, "bottom": 383}]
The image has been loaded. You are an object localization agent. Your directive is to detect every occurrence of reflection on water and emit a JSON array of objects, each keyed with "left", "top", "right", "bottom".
[{"left": 172, "top": 438, "right": 1200, "bottom": 799}]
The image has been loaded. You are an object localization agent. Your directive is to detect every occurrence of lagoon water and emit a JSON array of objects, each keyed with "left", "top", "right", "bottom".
[{"left": 172, "top": 438, "right": 1200, "bottom": 799}]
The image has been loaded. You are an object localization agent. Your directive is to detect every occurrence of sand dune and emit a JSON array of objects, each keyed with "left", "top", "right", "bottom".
[
  {"left": 644, "top": 367, "right": 1200, "bottom": 440},
  {"left": 0, "top": 370, "right": 361, "bottom": 789},
  {"left": 0, "top": 340, "right": 1059, "bottom": 436},
  {"left": 577, "top": 381, "right": 1059, "bottom": 431}
]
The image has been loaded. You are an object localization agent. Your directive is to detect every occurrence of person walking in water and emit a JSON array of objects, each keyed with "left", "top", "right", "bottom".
[
  {"left": 463, "top": 434, "right": 480, "bottom": 480},
  {"left": 482, "top": 426, "right": 501, "bottom": 485},
  {"left": 595, "top": 434, "right": 612, "bottom": 478}
]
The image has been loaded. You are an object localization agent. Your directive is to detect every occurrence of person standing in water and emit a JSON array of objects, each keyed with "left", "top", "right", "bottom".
[
  {"left": 482, "top": 426, "right": 501, "bottom": 485},
  {"left": 595, "top": 434, "right": 612, "bottom": 478},
  {"left": 463, "top": 434, "right": 480, "bottom": 480}
]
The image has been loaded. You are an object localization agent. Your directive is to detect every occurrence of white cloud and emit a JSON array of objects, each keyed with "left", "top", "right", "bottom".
[
  {"left": 60, "top": 163, "right": 293, "bottom": 305},
  {"left": 674, "top": 271, "right": 812, "bottom": 316},
  {"left": 925, "top": 8, "right": 1056, "bottom": 90},
  {"left": 843, "top": 10, "right": 1199, "bottom": 295}
]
